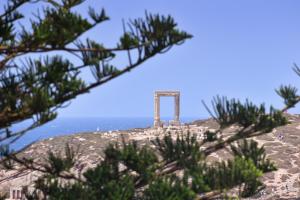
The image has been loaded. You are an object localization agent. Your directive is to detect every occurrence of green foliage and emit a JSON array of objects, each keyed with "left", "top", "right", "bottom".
[
  {"left": 27, "top": 146, "right": 136, "bottom": 200},
  {"left": 118, "top": 13, "right": 191, "bottom": 53},
  {"left": 0, "top": 144, "right": 14, "bottom": 169},
  {"left": 276, "top": 85, "right": 299, "bottom": 108},
  {"left": 119, "top": 33, "right": 140, "bottom": 50},
  {"left": 231, "top": 139, "right": 276, "bottom": 173},
  {"left": 21, "top": 7, "right": 96, "bottom": 48},
  {"left": 44, "top": 144, "right": 76, "bottom": 175},
  {"left": 153, "top": 132, "right": 203, "bottom": 168},
  {"left": 19, "top": 133, "right": 277, "bottom": 199},
  {"left": 230, "top": 157, "right": 262, "bottom": 197},
  {"left": 254, "top": 106, "right": 287, "bottom": 132},
  {"left": 187, "top": 162, "right": 212, "bottom": 193},
  {"left": 203, "top": 96, "right": 287, "bottom": 131},
  {"left": 204, "top": 130, "right": 218, "bottom": 142},
  {"left": 187, "top": 157, "right": 263, "bottom": 197},
  {"left": 143, "top": 175, "right": 196, "bottom": 200},
  {"left": 76, "top": 39, "right": 115, "bottom": 66},
  {"left": 293, "top": 64, "right": 300, "bottom": 77},
  {"left": 104, "top": 140, "right": 158, "bottom": 184},
  {"left": 28, "top": 178, "right": 88, "bottom": 200},
  {"left": 83, "top": 164, "right": 135, "bottom": 200},
  {"left": 0, "top": 55, "right": 84, "bottom": 128}
]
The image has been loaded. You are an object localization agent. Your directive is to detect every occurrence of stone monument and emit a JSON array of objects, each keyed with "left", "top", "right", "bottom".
[
  {"left": 6, "top": 187, "right": 23, "bottom": 200},
  {"left": 154, "top": 91, "right": 180, "bottom": 127}
]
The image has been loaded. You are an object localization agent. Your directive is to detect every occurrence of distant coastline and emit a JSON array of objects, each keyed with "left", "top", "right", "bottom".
[{"left": 10, "top": 117, "right": 201, "bottom": 150}]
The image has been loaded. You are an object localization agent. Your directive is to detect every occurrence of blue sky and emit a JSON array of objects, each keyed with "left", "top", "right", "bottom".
[{"left": 19, "top": 0, "right": 300, "bottom": 118}]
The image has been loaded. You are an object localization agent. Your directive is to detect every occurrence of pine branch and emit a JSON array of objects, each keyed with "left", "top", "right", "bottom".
[
  {"left": 0, "top": 0, "right": 29, "bottom": 19},
  {"left": 0, "top": 144, "right": 83, "bottom": 183},
  {"left": 0, "top": 9, "right": 192, "bottom": 142},
  {"left": 0, "top": 44, "right": 147, "bottom": 54}
]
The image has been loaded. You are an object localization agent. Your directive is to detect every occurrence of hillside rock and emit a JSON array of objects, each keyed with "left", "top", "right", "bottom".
[{"left": 0, "top": 116, "right": 300, "bottom": 199}]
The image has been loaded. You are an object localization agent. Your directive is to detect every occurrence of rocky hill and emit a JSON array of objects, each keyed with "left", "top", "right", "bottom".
[{"left": 0, "top": 115, "right": 300, "bottom": 199}]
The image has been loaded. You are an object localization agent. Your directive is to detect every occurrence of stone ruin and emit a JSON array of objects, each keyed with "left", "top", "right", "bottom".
[
  {"left": 5, "top": 186, "right": 39, "bottom": 200},
  {"left": 6, "top": 187, "right": 23, "bottom": 200},
  {"left": 154, "top": 91, "right": 180, "bottom": 128}
]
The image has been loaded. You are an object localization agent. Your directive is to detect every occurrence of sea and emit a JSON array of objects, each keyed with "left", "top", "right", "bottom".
[{"left": 7, "top": 117, "right": 199, "bottom": 150}]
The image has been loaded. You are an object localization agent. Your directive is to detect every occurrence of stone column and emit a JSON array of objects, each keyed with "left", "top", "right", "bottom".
[
  {"left": 10, "top": 188, "right": 13, "bottom": 199},
  {"left": 175, "top": 95, "right": 180, "bottom": 122},
  {"left": 154, "top": 93, "right": 160, "bottom": 127}
]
